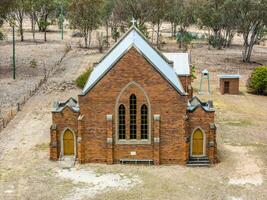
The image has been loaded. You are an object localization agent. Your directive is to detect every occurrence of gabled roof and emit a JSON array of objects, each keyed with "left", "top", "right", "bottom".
[
  {"left": 163, "top": 53, "right": 190, "bottom": 76},
  {"left": 81, "top": 26, "right": 185, "bottom": 95},
  {"left": 187, "top": 96, "right": 214, "bottom": 112},
  {"left": 52, "top": 97, "right": 80, "bottom": 113}
]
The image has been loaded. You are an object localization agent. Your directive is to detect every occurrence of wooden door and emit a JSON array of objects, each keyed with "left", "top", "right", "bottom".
[
  {"left": 63, "top": 130, "right": 74, "bottom": 155},
  {"left": 224, "top": 81, "right": 230, "bottom": 94},
  {"left": 192, "top": 129, "right": 203, "bottom": 156}
]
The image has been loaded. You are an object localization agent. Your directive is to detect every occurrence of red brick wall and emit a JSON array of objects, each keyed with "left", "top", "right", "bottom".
[
  {"left": 220, "top": 78, "right": 239, "bottom": 95},
  {"left": 78, "top": 47, "right": 189, "bottom": 164},
  {"left": 179, "top": 75, "right": 193, "bottom": 98},
  {"left": 50, "top": 107, "right": 79, "bottom": 160},
  {"left": 187, "top": 107, "right": 217, "bottom": 163}
]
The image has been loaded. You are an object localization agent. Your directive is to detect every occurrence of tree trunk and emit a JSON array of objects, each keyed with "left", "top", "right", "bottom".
[
  {"left": 30, "top": 13, "right": 36, "bottom": 41},
  {"left": 242, "top": 24, "right": 259, "bottom": 62},
  {"left": 171, "top": 22, "right": 174, "bottom": 37},
  {"left": 88, "top": 30, "right": 92, "bottom": 48},
  {"left": 19, "top": 20, "right": 23, "bottom": 41},
  {"left": 156, "top": 21, "right": 160, "bottom": 49},
  {"left": 105, "top": 20, "right": 109, "bottom": 47},
  {"left": 18, "top": 11, "right": 24, "bottom": 42},
  {"left": 151, "top": 24, "right": 155, "bottom": 44},
  {"left": 44, "top": 15, "right": 48, "bottom": 42}
]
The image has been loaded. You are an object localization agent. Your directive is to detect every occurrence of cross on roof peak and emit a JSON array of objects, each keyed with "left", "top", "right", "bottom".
[{"left": 131, "top": 17, "right": 137, "bottom": 26}]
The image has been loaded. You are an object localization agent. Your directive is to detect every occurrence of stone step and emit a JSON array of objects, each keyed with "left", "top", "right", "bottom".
[
  {"left": 187, "top": 156, "right": 210, "bottom": 167},
  {"left": 187, "top": 163, "right": 210, "bottom": 167},
  {"left": 187, "top": 160, "right": 210, "bottom": 164}
]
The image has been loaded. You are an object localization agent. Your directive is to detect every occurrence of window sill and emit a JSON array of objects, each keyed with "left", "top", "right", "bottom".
[{"left": 116, "top": 139, "right": 151, "bottom": 145}]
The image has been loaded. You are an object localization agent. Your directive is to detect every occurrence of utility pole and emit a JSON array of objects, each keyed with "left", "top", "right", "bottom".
[
  {"left": 60, "top": 4, "right": 64, "bottom": 40},
  {"left": 12, "top": 25, "right": 16, "bottom": 80}
]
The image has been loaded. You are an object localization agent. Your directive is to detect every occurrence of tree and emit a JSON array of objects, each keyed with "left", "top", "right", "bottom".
[
  {"left": 166, "top": 0, "right": 195, "bottom": 48},
  {"left": 196, "top": 0, "right": 226, "bottom": 49},
  {"left": 234, "top": 0, "right": 267, "bottom": 62},
  {"left": 67, "top": 0, "right": 103, "bottom": 48},
  {"left": 0, "top": 0, "right": 15, "bottom": 40},
  {"left": 150, "top": 0, "right": 167, "bottom": 49},
  {"left": 101, "top": 0, "right": 115, "bottom": 47},
  {"left": 34, "top": 0, "right": 57, "bottom": 42},
  {"left": 8, "top": 0, "right": 27, "bottom": 41},
  {"left": 112, "top": 0, "right": 154, "bottom": 37}
]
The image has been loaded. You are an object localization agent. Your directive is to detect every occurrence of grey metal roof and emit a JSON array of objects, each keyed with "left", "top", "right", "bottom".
[
  {"left": 187, "top": 96, "right": 214, "bottom": 112},
  {"left": 52, "top": 97, "right": 80, "bottom": 113},
  {"left": 82, "top": 26, "right": 185, "bottom": 95},
  {"left": 163, "top": 53, "right": 190, "bottom": 75},
  {"left": 218, "top": 74, "right": 241, "bottom": 79}
]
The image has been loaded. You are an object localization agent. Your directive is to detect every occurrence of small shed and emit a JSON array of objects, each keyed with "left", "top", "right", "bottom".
[{"left": 218, "top": 75, "right": 241, "bottom": 95}]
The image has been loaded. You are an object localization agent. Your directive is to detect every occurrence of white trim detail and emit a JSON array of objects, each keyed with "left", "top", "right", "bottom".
[
  {"left": 60, "top": 127, "right": 77, "bottom": 158},
  {"left": 153, "top": 114, "right": 160, "bottom": 121},
  {"left": 106, "top": 114, "right": 113, "bottom": 121},
  {"left": 190, "top": 127, "right": 206, "bottom": 157},
  {"left": 115, "top": 81, "right": 151, "bottom": 144}
]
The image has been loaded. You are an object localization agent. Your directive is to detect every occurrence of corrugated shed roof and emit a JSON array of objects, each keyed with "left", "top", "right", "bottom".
[
  {"left": 218, "top": 74, "right": 241, "bottom": 79},
  {"left": 82, "top": 26, "right": 185, "bottom": 95},
  {"left": 163, "top": 53, "right": 190, "bottom": 75}
]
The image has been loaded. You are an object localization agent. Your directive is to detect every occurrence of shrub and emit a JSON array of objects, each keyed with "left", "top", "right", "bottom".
[
  {"left": 75, "top": 67, "right": 93, "bottom": 88},
  {"left": 29, "top": 59, "right": 38, "bottom": 68},
  {"left": 208, "top": 35, "right": 226, "bottom": 49},
  {"left": 0, "top": 29, "right": 6, "bottom": 40},
  {"left": 247, "top": 66, "right": 267, "bottom": 95}
]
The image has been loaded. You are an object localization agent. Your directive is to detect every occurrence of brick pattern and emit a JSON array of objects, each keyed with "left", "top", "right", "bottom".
[
  {"left": 220, "top": 78, "right": 239, "bottom": 95},
  {"left": 50, "top": 107, "right": 79, "bottom": 160},
  {"left": 50, "top": 47, "right": 217, "bottom": 165},
  {"left": 187, "top": 107, "right": 217, "bottom": 164}
]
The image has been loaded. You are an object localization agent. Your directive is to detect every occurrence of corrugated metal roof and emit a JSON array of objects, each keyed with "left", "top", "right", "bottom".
[
  {"left": 163, "top": 53, "right": 190, "bottom": 75},
  {"left": 218, "top": 74, "right": 241, "bottom": 79},
  {"left": 82, "top": 26, "right": 185, "bottom": 95}
]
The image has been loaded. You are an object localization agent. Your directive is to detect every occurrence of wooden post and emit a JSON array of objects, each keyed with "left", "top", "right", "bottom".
[{"left": 17, "top": 103, "right": 20, "bottom": 111}]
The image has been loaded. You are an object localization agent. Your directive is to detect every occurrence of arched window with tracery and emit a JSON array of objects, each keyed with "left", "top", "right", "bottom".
[
  {"left": 118, "top": 104, "right": 126, "bottom": 139},
  {"left": 141, "top": 104, "right": 148, "bottom": 139},
  {"left": 129, "top": 94, "right": 137, "bottom": 139}
]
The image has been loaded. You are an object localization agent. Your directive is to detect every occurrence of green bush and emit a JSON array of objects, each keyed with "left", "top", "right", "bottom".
[
  {"left": 75, "top": 68, "right": 93, "bottom": 88},
  {"left": 247, "top": 66, "right": 267, "bottom": 95}
]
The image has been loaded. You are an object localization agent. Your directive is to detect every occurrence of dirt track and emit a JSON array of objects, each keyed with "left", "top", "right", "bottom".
[{"left": 0, "top": 23, "right": 267, "bottom": 200}]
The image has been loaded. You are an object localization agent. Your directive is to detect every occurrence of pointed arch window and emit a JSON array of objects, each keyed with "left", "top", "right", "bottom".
[
  {"left": 129, "top": 94, "right": 137, "bottom": 139},
  {"left": 141, "top": 104, "right": 148, "bottom": 139},
  {"left": 118, "top": 104, "right": 126, "bottom": 139}
]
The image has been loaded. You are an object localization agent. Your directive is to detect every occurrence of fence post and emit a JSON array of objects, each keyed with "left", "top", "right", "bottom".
[{"left": 17, "top": 103, "right": 20, "bottom": 111}]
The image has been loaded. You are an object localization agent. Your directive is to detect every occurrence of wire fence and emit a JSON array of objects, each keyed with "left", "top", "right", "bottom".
[{"left": 0, "top": 49, "right": 67, "bottom": 132}]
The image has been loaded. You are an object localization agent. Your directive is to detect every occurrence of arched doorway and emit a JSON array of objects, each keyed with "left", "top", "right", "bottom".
[
  {"left": 63, "top": 129, "right": 74, "bottom": 156},
  {"left": 191, "top": 129, "right": 205, "bottom": 156}
]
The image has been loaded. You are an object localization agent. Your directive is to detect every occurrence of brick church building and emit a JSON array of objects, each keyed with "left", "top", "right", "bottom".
[{"left": 50, "top": 25, "right": 218, "bottom": 166}]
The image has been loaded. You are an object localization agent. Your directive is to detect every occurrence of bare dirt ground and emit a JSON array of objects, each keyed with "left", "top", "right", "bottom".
[{"left": 0, "top": 21, "right": 267, "bottom": 200}]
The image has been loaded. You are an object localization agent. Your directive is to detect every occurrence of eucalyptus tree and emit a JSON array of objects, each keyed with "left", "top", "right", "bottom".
[
  {"left": 234, "top": 0, "right": 267, "bottom": 62},
  {"left": 67, "top": 0, "right": 103, "bottom": 48}
]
